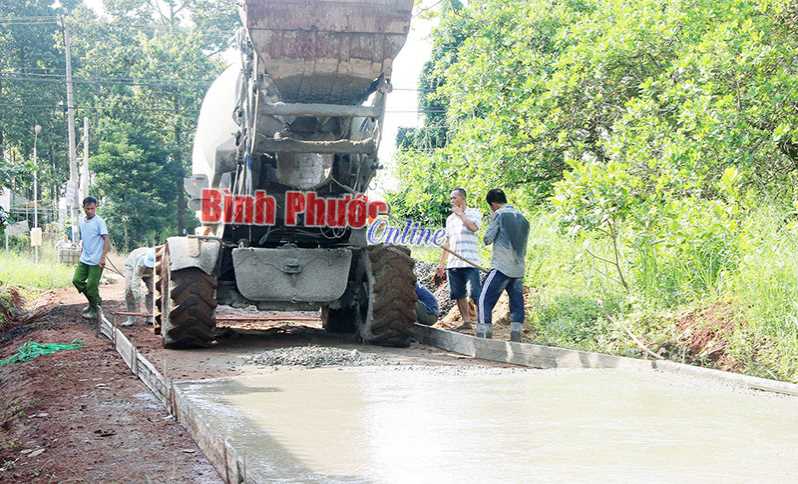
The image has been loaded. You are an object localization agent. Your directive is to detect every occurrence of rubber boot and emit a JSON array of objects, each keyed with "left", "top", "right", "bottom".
[
  {"left": 145, "top": 317, "right": 155, "bottom": 326},
  {"left": 121, "top": 317, "right": 136, "bottom": 328},
  {"left": 476, "top": 322, "right": 493, "bottom": 339},
  {"left": 83, "top": 305, "right": 98, "bottom": 320},
  {"left": 81, "top": 305, "right": 93, "bottom": 318},
  {"left": 510, "top": 322, "right": 523, "bottom": 342}
]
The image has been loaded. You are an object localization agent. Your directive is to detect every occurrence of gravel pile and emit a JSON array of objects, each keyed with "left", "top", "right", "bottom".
[
  {"left": 248, "top": 346, "right": 387, "bottom": 368},
  {"left": 414, "top": 259, "right": 456, "bottom": 316},
  {"left": 414, "top": 261, "right": 438, "bottom": 288},
  {"left": 434, "top": 285, "right": 456, "bottom": 316}
]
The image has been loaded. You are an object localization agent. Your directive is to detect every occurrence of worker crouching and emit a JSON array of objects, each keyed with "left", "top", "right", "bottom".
[{"left": 122, "top": 247, "right": 156, "bottom": 327}]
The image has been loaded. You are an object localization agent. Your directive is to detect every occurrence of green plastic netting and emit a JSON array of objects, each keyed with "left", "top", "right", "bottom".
[{"left": 0, "top": 339, "right": 83, "bottom": 367}]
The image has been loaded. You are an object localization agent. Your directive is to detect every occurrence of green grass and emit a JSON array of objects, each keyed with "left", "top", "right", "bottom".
[
  {"left": 517, "top": 205, "right": 798, "bottom": 383},
  {"left": 0, "top": 249, "right": 75, "bottom": 291},
  {"left": 410, "top": 245, "right": 443, "bottom": 264},
  {"left": 724, "top": 207, "right": 798, "bottom": 381}
]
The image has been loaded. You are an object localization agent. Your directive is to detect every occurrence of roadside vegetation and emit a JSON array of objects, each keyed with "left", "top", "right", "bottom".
[
  {"left": 0, "top": 249, "right": 74, "bottom": 292},
  {"left": 392, "top": 0, "right": 798, "bottom": 382},
  {"left": 0, "top": 0, "right": 239, "bottom": 251}
]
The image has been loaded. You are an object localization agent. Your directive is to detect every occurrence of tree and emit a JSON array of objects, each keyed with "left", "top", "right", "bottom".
[
  {"left": 388, "top": 0, "right": 471, "bottom": 223},
  {"left": 0, "top": 0, "right": 80, "bottom": 205},
  {"left": 66, "top": 0, "right": 237, "bottom": 242},
  {"left": 91, "top": 122, "right": 175, "bottom": 250}
]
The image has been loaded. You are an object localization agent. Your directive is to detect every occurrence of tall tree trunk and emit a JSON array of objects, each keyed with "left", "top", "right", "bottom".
[
  {"left": 49, "top": 151, "right": 57, "bottom": 210},
  {"left": 174, "top": 96, "right": 185, "bottom": 235},
  {"left": 123, "top": 217, "right": 129, "bottom": 253},
  {"left": 0, "top": 78, "right": 3, "bottom": 163},
  {"left": 176, "top": 167, "right": 186, "bottom": 235}
]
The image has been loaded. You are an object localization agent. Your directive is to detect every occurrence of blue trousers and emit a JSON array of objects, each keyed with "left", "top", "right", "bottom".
[{"left": 478, "top": 269, "right": 525, "bottom": 326}]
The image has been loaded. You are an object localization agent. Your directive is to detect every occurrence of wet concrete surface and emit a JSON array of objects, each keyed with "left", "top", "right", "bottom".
[{"left": 175, "top": 366, "right": 798, "bottom": 483}]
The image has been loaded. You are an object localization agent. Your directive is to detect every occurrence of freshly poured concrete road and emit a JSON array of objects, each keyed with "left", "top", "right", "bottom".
[{"left": 176, "top": 366, "right": 798, "bottom": 483}]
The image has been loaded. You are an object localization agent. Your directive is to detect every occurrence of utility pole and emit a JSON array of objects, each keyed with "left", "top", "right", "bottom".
[
  {"left": 62, "top": 16, "right": 80, "bottom": 243},
  {"left": 80, "top": 117, "right": 90, "bottom": 201},
  {"left": 33, "top": 126, "right": 40, "bottom": 231},
  {"left": 30, "top": 124, "right": 42, "bottom": 264}
]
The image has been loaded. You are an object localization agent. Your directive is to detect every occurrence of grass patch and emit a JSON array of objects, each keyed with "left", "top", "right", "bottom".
[
  {"left": 410, "top": 245, "right": 442, "bottom": 265},
  {"left": 517, "top": 205, "right": 798, "bottom": 383},
  {"left": 0, "top": 251, "right": 74, "bottom": 291},
  {"left": 532, "top": 294, "right": 621, "bottom": 351}
]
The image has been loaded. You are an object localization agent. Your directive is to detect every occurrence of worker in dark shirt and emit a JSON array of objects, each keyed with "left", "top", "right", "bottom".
[{"left": 477, "top": 189, "right": 530, "bottom": 342}]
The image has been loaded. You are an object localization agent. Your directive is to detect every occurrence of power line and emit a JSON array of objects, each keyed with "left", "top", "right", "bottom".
[
  {"left": 0, "top": 73, "right": 213, "bottom": 90},
  {"left": 0, "top": 104, "right": 201, "bottom": 116},
  {"left": 0, "top": 20, "right": 59, "bottom": 26},
  {"left": 7, "top": 71, "right": 216, "bottom": 84},
  {"left": 1, "top": 72, "right": 422, "bottom": 91},
  {"left": 0, "top": 15, "right": 60, "bottom": 20},
  {"left": 0, "top": 103, "right": 445, "bottom": 116}
]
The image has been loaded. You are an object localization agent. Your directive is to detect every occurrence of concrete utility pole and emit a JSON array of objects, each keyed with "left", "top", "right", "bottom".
[
  {"left": 33, "top": 124, "right": 42, "bottom": 263},
  {"left": 63, "top": 16, "right": 80, "bottom": 243},
  {"left": 80, "top": 117, "right": 90, "bottom": 201},
  {"left": 33, "top": 125, "right": 41, "bottom": 230}
]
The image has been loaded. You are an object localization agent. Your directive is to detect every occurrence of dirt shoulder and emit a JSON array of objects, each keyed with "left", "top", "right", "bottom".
[{"left": 0, "top": 282, "right": 219, "bottom": 483}]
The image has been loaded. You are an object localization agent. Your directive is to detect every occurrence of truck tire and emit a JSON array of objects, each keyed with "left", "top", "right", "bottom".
[
  {"left": 154, "top": 245, "right": 165, "bottom": 335},
  {"left": 358, "top": 245, "right": 417, "bottom": 347},
  {"left": 158, "top": 247, "right": 218, "bottom": 349}
]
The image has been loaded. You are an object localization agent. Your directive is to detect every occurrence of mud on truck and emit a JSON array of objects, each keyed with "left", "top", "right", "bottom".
[{"left": 155, "top": 0, "right": 418, "bottom": 349}]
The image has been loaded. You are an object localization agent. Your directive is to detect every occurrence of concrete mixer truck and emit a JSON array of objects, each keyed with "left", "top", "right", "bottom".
[{"left": 155, "top": 0, "right": 418, "bottom": 349}]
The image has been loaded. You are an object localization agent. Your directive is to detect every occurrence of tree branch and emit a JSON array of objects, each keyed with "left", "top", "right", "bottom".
[
  {"left": 584, "top": 247, "right": 616, "bottom": 267},
  {"left": 607, "top": 219, "right": 630, "bottom": 292},
  {"left": 609, "top": 316, "right": 664, "bottom": 360}
]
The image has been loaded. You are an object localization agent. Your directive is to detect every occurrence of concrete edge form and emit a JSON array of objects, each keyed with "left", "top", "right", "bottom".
[
  {"left": 651, "top": 359, "right": 798, "bottom": 397},
  {"left": 413, "top": 324, "right": 798, "bottom": 397},
  {"left": 97, "top": 318, "right": 245, "bottom": 483}
]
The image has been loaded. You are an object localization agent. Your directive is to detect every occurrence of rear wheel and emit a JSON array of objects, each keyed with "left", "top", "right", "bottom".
[
  {"left": 154, "top": 245, "right": 165, "bottom": 335},
  {"left": 357, "top": 245, "right": 417, "bottom": 347},
  {"left": 158, "top": 247, "right": 218, "bottom": 349}
]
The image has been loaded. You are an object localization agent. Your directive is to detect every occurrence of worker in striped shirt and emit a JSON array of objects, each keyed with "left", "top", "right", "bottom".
[{"left": 437, "top": 188, "right": 482, "bottom": 330}]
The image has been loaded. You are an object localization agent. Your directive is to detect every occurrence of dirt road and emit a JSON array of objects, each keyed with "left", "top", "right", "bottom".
[
  {"left": 0, "top": 281, "right": 219, "bottom": 483},
  {"left": 0, "top": 266, "right": 506, "bottom": 483}
]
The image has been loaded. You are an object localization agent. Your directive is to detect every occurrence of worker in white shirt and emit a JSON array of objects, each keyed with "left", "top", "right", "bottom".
[
  {"left": 122, "top": 247, "right": 156, "bottom": 327},
  {"left": 436, "top": 188, "right": 483, "bottom": 330}
]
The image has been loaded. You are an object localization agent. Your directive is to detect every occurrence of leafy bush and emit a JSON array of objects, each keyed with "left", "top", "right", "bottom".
[{"left": 390, "top": 0, "right": 798, "bottom": 382}]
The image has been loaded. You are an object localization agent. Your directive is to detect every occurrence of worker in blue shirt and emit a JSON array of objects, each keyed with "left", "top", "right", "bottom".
[
  {"left": 415, "top": 282, "right": 439, "bottom": 326},
  {"left": 72, "top": 197, "right": 109, "bottom": 320}
]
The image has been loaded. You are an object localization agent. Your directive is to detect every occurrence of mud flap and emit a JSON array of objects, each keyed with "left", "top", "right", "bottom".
[
  {"left": 232, "top": 247, "right": 352, "bottom": 303},
  {"left": 165, "top": 236, "right": 222, "bottom": 276}
]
